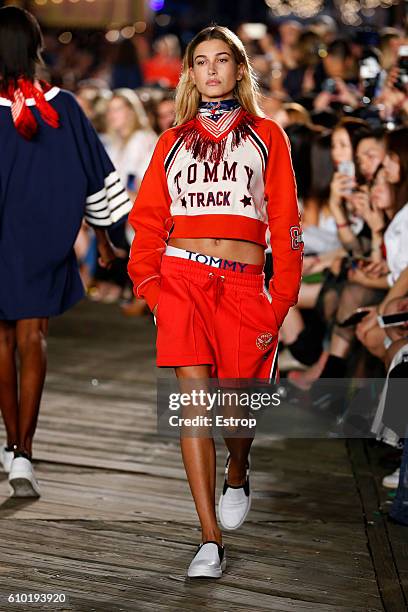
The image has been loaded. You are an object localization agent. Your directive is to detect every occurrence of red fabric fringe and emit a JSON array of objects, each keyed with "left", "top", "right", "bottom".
[
  {"left": 3, "top": 79, "right": 60, "bottom": 140},
  {"left": 175, "top": 110, "right": 259, "bottom": 164}
]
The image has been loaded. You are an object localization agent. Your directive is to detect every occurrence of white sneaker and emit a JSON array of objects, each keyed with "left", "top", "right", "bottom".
[
  {"left": 382, "top": 467, "right": 400, "bottom": 489},
  {"left": 1, "top": 444, "right": 15, "bottom": 474},
  {"left": 218, "top": 455, "right": 251, "bottom": 531},
  {"left": 187, "top": 542, "right": 226, "bottom": 578},
  {"left": 9, "top": 456, "right": 41, "bottom": 498}
]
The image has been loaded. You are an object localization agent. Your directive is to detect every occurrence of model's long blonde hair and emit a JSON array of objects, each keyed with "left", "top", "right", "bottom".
[{"left": 175, "top": 25, "right": 263, "bottom": 126}]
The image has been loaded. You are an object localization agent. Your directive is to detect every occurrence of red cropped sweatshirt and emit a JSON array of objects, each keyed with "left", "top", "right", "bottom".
[{"left": 128, "top": 109, "right": 303, "bottom": 329}]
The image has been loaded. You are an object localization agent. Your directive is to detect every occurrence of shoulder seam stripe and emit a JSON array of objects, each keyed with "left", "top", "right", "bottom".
[
  {"left": 247, "top": 127, "right": 268, "bottom": 167},
  {"left": 165, "top": 137, "right": 184, "bottom": 173}
]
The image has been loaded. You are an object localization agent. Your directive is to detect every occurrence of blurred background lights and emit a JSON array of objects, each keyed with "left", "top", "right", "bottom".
[
  {"left": 121, "top": 25, "right": 136, "bottom": 39},
  {"left": 105, "top": 29, "right": 120, "bottom": 43},
  {"left": 335, "top": 0, "right": 400, "bottom": 25},
  {"left": 150, "top": 0, "right": 165, "bottom": 11},
  {"left": 265, "top": 0, "right": 324, "bottom": 18},
  {"left": 155, "top": 14, "right": 171, "bottom": 27},
  {"left": 58, "top": 31, "right": 73, "bottom": 44},
  {"left": 265, "top": 0, "right": 399, "bottom": 22},
  {"left": 134, "top": 21, "right": 147, "bottom": 34}
]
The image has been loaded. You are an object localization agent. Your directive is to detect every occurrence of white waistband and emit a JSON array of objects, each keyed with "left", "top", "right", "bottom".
[
  {"left": 164, "top": 245, "right": 263, "bottom": 273},
  {"left": 165, "top": 245, "right": 192, "bottom": 259},
  {"left": 165, "top": 245, "right": 230, "bottom": 268}
]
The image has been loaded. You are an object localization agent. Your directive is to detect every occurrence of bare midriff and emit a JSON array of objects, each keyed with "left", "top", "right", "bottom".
[{"left": 168, "top": 237, "right": 265, "bottom": 265}]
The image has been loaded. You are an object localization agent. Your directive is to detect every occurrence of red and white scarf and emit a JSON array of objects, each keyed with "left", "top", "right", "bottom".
[{"left": 3, "top": 78, "right": 60, "bottom": 140}]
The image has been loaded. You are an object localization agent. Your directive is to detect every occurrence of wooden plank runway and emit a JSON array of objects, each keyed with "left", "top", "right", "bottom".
[{"left": 0, "top": 301, "right": 407, "bottom": 611}]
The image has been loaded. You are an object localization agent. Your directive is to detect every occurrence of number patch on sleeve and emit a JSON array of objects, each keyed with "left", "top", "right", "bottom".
[{"left": 290, "top": 226, "right": 303, "bottom": 250}]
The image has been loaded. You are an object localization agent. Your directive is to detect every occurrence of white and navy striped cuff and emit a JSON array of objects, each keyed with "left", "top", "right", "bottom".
[{"left": 85, "top": 171, "right": 132, "bottom": 227}]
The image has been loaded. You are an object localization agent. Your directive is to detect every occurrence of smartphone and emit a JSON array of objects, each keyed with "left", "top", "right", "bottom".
[
  {"left": 338, "top": 160, "right": 355, "bottom": 177},
  {"left": 338, "top": 161, "right": 355, "bottom": 196},
  {"left": 240, "top": 23, "right": 267, "bottom": 40},
  {"left": 395, "top": 45, "right": 408, "bottom": 91},
  {"left": 338, "top": 309, "right": 370, "bottom": 328},
  {"left": 377, "top": 312, "right": 408, "bottom": 328},
  {"left": 322, "top": 78, "right": 337, "bottom": 94}
]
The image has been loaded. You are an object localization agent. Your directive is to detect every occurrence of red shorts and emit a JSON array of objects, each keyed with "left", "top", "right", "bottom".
[{"left": 155, "top": 254, "right": 279, "bottom": 381}]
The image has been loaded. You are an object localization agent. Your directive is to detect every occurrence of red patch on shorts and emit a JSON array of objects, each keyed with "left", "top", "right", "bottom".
[{"left": 256, "top": 332, "right": 274, "bottom": 351}]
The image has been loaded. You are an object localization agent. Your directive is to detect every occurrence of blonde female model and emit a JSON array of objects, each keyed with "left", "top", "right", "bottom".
[{"left": 128, "top": 25, "right": 303, "bottom": 577}]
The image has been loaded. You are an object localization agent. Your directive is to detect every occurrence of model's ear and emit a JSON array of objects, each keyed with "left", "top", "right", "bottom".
[
  {"left": 189, "top": 66, "right": 196, "bottom": 84},
  {"left": 236, "top": 63, "right": 244, "bottom": 82}
]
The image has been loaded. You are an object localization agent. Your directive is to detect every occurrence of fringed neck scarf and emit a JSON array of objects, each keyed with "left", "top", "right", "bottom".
[
  {"left": 1, "top": 78, "right": 60, "bottom": 140},
  {"left": 176, "top": 99, "right": 258, "bottom": 164}
]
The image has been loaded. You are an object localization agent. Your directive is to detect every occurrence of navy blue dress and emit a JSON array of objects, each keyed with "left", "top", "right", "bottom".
[{"left": 0, "top": 87, "right": 131, "bottom": 320}]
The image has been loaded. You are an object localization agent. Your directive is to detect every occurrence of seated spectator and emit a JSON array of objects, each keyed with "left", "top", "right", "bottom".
[
  {"left": 283, "top": 29, "right": 323, "bottom": 101},
  {"left": 276, "top": 19, "right": 302, "bottom": 71},
  {"left": 355, "top": 128, "right": 408, "bottom": 360},
  {"left": 91, "top": 89, "right": 157, "bottom": 305},
  {"left": 105, "top": 89, "right": 157, "bottom": 193},
  {"left": 290, "top": 126, "right": 407, "bottom": 385},
  {"left": 110, "top": 39, "right": 143, "bottom": 90},
  {"left": 152, "top": 93, "right": 176, "bottom": 134},
  {"left": 379, "top": 27, "right": 405, "bottom": 72},
  {"left": 287, "top": 119, "right": 385, "bottom": 382},
  {"left": 314, "top": 39, "right": 360, "bottom": 110},
  {"left": 310, "top": 15, "right": 338, "bottom": 45},
  {"left": 259, "top": 90, "right": 287, "bottom": 125},
  {"left": 281, "top": 103, "right": 312, "bottom": 127},
  {"left": 76, "top": 81, "right": 112, "bottom": 139},
  {"left": 142, "top": 35, "right": 182, "bottom": 89}
]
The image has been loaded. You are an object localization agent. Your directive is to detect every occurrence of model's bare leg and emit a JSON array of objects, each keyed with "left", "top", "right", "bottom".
[
  {"left": 176, "top": 364, "right": 222, "bottom": 544},
  {"left": 15, "top": 318, "right": 48, "bottom": 456},
  {"left": 0, "top": 321, "right": 18, "bottom": 447},
  {"left": 222, "top": 436, "right": 253, "bottom": 485}
]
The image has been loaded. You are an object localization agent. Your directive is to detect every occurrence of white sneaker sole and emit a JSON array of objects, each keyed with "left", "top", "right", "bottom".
[
  {"left": 218, "top": 491, "right": 252, "bottom": 531},
  {"left": 9, "top": 476, "right": 40, "bottom": 498},
  {"left": 188, "top": 557, "right": 227, "bottom": 578}
]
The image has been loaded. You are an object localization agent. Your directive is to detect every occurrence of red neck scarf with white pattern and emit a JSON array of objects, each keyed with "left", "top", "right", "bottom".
[{"left": 2, "top": 78, "right": 60, "bottom": 140}]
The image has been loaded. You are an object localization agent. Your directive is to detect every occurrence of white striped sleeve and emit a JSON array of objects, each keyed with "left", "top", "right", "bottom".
[{"left": 85, "top": 171, "right": 132, "bottom": 227}]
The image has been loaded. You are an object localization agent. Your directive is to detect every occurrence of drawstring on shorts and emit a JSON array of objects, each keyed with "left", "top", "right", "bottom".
[{"left": 204, "top": 272, "right": 225, "bottom": 310}]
